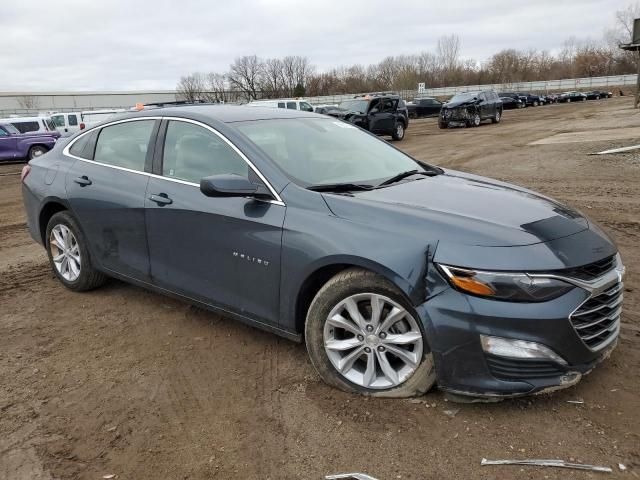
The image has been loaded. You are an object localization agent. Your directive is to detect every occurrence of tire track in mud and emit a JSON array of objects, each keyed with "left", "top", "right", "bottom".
[{"left": 0, "top": 261, "right": 50, "bottom": 294}]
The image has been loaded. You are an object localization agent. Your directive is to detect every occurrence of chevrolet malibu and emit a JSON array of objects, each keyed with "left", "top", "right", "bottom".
[{"left": 21, "top": 106, "right": 625, "bottom": 399}]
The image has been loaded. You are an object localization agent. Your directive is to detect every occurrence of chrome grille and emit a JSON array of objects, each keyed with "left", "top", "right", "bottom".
[{"left": 570, "top": 281, "right": 622, "bottom": 351}]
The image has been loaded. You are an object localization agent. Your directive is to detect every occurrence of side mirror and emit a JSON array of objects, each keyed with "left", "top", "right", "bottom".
[{"left": 200, "top": 174, "right": 271, "bottom": 199}]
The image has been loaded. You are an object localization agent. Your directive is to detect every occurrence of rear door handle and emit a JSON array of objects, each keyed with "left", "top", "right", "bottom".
[
  {"left": 74, "top": 175, "right": 92, "bottom": 186},
  {"left": 149, "top": 193, "right": 173, "bottom": 206}
]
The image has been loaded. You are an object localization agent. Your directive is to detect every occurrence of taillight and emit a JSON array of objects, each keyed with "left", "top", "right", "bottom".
[
  {"left": 21, "top": 165, "right": 31, "bottom": 182},
  {"left": 80, "top": 123, "right": 85, "bottom": 130}
]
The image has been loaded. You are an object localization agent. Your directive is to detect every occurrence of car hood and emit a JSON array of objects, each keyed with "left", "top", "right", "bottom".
[{"left": 322, "top": 169, "right": 589, "bottom": 247}]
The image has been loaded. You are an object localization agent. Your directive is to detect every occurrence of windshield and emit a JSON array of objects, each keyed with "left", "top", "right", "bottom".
[
  {"left": 337, "top": 99, "right": 369, "bottom": 114},
  {"left": 234, "top": 118, "right": 425, "bottom": 186},
  {"left": 449, "top": 92, "right": 478, "bottom": 102}
]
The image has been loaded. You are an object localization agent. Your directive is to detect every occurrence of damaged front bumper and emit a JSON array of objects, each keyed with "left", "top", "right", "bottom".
[{"left": 415, "top": 274, "right": 621, "bottom": 399}]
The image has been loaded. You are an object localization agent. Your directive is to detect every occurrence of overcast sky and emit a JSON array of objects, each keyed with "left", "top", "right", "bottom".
[{"left": 1, "top": 0, "right": 630, "bottom": 91}]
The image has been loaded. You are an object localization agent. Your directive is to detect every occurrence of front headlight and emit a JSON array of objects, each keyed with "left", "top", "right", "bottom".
[{"left": 438, "top": 264, "right": 574, "bottom": 302}]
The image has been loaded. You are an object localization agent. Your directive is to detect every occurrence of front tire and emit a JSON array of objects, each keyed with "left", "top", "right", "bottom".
[
  {"left": 391, "top": 122, "right": 405, "bottom": 141},
  {"left": 467, "top": 113, "right": 481, "bottom": 128},
  {"left": 28, "top": 145, "right": 48, "bottom": 160},
  {"left": 46, "top": 211, "right": 107, "bottom": 291},
  {"left": 305, "top": 268, "right": 436, "bottom": 397},
  {"left": 438, "top": 120, "right": 448, "bottom": 129}
]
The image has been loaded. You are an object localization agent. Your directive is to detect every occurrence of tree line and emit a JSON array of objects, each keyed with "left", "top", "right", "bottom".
[{"left": 177, "top": 5, "right": 638, "bottom": 102}]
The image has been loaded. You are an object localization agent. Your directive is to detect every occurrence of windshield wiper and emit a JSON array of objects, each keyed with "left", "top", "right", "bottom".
[
  {"left": 377, "top": 169, "right": 438, "bottom": 187},
  {"left": 307, "top": 183, "right": 374, "bottom": 192}
]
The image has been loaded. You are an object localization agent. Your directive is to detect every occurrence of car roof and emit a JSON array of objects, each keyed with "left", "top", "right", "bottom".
[
  {"left": 109, "top": 105, "right": 320, "bottom": 123},
  {"left": 0, "top": 115, "right": 50, "bottom": 122}
]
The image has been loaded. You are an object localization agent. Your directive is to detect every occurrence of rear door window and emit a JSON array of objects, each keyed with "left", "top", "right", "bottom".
[
  {"left": 161, "top": 120, "right": 248, "bottom": 184},
  {"left": 286, "top": 102, "right": 297, "bottom": 110},
  {"left": 68, "top": 115, "right": 78, "bottom": 126},
  {"left": 277, "top": 102, "right": 285, "bottom": 108},
  {"left": 12, "top": 121, "right": 39, "bottom": 133},
  {"left": 94, "top": 120, "right": 155, "bottom": 171}
]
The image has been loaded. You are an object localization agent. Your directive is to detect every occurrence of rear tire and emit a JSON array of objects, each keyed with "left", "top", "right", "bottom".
[
  {"left": 305, "top": 268, "right": 436, "bottom": 398},
  {"left": 46, "top": 211, "right": 107, "bottom": 292},
  {"left": 491, "top": 110, "right": 502, "bottom": 124},
  {"left": 28, "top": 145, "right": 48, "bottom": 160},
  {"left": 533, "top": 100, "right": 539, "bottom": 107}
]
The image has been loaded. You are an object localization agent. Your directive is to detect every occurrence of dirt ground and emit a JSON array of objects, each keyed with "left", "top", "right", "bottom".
[{"left": 1, "top": 97, "right": 639, "bottom": 480}]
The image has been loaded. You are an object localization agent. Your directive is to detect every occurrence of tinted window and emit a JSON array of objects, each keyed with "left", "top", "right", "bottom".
[
  {"left": 12, "top": 121, "right": 39, "bottom": 133},
  {"left": 277, "top": 102, "right": 285, "bottom": 108},
  {"left": 69, "top": 134, "right": 91, "bottom": 158},
  {"left": 52, "top": 115, "right": 65, "bottom": 127},
  {"left": 0, "top": 128, "right": 8, "bottom": 137},
  {"left": 94, "top": 120, "right": 154, "bottom": 171},
  {"left": 68, "top": 115, "right": 78, "bottom": 126},
  {"left": 286, "top": 102, "right": 297, "bottom": 110},
  {"left": 162, "top": 121, "right": 248, "bottom": 184}
]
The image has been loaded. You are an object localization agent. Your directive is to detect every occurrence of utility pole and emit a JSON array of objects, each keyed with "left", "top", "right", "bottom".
[{"left": 620, "top": 18, "right": 640, "bottom": 108}]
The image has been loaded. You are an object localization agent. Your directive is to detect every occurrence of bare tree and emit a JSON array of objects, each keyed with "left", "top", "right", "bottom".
[
  {"left": 176, "top": 73, "right": 205, "bottom": 102},
  {"left": 228, "top": 55, "right": 263, "bottom": 100},
  {"left": 261, "top": 58, "right": 285, "bottom": 97},
  {"left": 203, "top": 72, "right": 229, "bottom": 103}
]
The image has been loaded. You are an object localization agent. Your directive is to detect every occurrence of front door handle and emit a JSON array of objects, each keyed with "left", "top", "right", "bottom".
[
  {"left": 74, "top": 175, "right": 92, "bottom": 186},
  {"left": 149, "top": 193, "right": 173, "bottom": 206}
]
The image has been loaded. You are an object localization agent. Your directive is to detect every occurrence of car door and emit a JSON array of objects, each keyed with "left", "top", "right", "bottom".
[
  {"left": 144, "top": 119, "right": 286, "bottom": 326},
  {"left": 369, "top": 98, "right": 396, "bottom": 134},
  {"left": 0, "top": 127, "right": 17, "bottom": 160},
  {"left": 65, "top": 118, "right": 158, "bottom": 280}
]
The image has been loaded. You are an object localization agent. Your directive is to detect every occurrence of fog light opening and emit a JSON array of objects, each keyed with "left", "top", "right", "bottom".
[{"left": 480, "top": 335, "right": 568, "bottom": 366}]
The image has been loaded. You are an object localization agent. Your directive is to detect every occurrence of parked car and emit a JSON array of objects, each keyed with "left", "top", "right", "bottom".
[
  {"left": 247, "top": 99, "right": 315, "bottom": 112},
  {"left": 499, "top": 96, "right": 525, "bottom": 109},
  {"left": 81, "top": 109, "right": 127, "bottom": 127},
  {"left": 558, "top": 91, "right": 587, "bottom": 103},
  {"left": 439, "top": 90, "right": 502, "bottom": 128},
  {"left": 520, "top": 93, "right": 544, "bottom": 106},
  {"left": 1, "top": 115, "right": 58, "bottom": 135},
  {"left": 406, "top": 97, "right": 443, "bottom": 118},
  {"left": 51, "top": 112, "right": 85, "bottom": 136},
  {"left": 545, "top": 93, "right": 560, "bottom": 104},
  {"left": 21, "top": 105, "right": 624, "bottom": 399},
  {"left": 585, "top": 90, "right": 612, "bottom": 100},
  {"left": 329, "top": 93, "right": 408, "bottom": 140},
  {"left": 0, "top": 122, "right": 60, "bottom": 161},
  {"left": 498, "top": 93, "right": 527, "bottom": 106}
]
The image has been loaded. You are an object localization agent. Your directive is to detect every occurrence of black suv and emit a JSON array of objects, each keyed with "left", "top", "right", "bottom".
[
  {"left": 330, "top": 94, "right": 408, "bottom": 140},
  {"left": 439, "top": 90, "right": 502, "bottom": 128}
]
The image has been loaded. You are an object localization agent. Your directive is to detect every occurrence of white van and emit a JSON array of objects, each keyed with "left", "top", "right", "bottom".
[
  {"left": 81, "top": 109, "right": 127, "bottom": 127},
  {"left": 247, "top": 99, "right": 314, "bottom": 112},
  {"left": 50, "top": 112, "right": 84, "bottom": 136},
  {"left": 1, "top": 116, "right": 58, "bottom": 135}
]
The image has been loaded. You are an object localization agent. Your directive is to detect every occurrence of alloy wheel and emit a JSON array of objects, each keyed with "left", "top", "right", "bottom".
[
  {"left": 323, "top": 293, "right": 423, "bottom": 389},
  {"left": 473, "top": 114, "right": 481, "bottom": 126},
  {"left": 50, "top": 224, "right": 81, "bottom": 281},
  {"left": 396, "top": 123, "right": 404, "bottom": 138}
]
